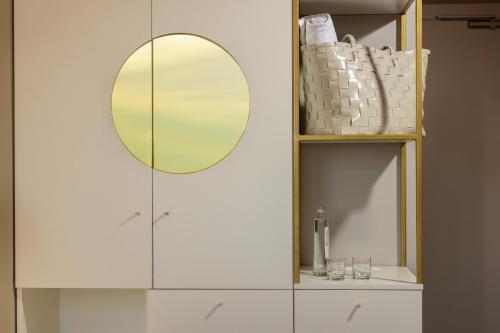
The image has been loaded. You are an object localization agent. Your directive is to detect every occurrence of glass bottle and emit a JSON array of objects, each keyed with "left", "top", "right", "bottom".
[{"left": 313, "top": 206, "right": 329, "bottom": 276}]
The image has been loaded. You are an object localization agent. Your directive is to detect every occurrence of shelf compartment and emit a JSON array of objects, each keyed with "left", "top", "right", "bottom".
[
  {"left": 295, "top": 266, "right": 420, "bottom": 290},
  {"left": 17, "top": 289, "right": 147, "bottom": 333},
  {"left": 299, "top": 144, "right": 404, "bottom": 271},
  {"left": 297, "top": 134, "right": 416, "bottom": 143},
  {"left": 293, "top": 0, "right": 423, "bottom": 285},
  {"left": 300, "top": 0, "right": 414, "bottom": 16}
]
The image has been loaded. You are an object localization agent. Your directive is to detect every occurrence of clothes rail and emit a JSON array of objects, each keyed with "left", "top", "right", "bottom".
[{"left": 423, "top": 15, "right": 500, "bottom": 30}]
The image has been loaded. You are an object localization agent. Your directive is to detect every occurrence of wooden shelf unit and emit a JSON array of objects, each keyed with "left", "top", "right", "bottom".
[
  {"left": 293, "top": 0, "right": 423, "bottom": 284},
  {"left": 300, "top": 0, "right": 415, "bottom": 15},
  {"left": 298, "top": 134, "right": 416, "bottom": 143}
]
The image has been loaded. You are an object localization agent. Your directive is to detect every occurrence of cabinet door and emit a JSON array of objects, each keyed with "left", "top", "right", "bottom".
[
  {"left": 295, "top": 290, "right": 422, "bottom": 333},
  {"left": 15, "top": 0, "right": 152, "bottom": 288},
  {"left": 147, "top": 290, "right": 293, "bottom": 333},
  {"left": 151, "top": 0, "right": 292, "bottom": 289}
]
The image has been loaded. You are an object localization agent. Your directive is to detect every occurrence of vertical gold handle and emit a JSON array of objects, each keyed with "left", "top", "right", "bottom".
[
  {"left": 347, "top": 302, "right": 362, "bottom": 322},
  {"left": 153, "top": 211, "right": 170, "bottom": 225},
  {"left": 205, "top": 301, "right": 224, "bottom": 320}
]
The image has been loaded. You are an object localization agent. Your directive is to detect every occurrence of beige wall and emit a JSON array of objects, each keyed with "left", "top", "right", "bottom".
[
  {"left": 0, "top": 0, "right": 14, "bottom": 332},
  {"left": 423, "top": 4, "right": 500, "bottom": 333}
]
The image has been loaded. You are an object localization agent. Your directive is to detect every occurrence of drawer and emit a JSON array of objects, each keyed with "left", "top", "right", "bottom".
[
  {"left": 295, "top": 290, "right": 421, "bottom": 333},
  {"left": 147, "top": 290, "right": 292, "bottom": 333}
]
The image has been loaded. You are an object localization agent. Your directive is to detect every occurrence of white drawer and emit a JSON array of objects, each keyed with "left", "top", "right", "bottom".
[
  {"left": 295, "top": 290, "right": 421, "bottom": 333},
  {"left": 147, "top": 290, "right": 293, "bottom": 333}
]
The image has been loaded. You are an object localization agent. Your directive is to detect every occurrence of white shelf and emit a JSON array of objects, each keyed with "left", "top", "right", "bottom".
[
  {"left": 300, "top": 0, "right": 413, "bottom": 15},
  {"left": 295, "top": 266, "right": 422, "bottom": 290}
]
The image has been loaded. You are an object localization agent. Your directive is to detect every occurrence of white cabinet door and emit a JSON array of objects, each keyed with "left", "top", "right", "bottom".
[
  {"left": 15, "top": 0, "right": 152, "bottom": 288},
  {"left": 147, "top": 290, "right": 293, "bottom": 333},
  {"left": 151, "top": 0, "right": 292, "bottom": 289},
  {"left": 295, "top": 290, "right": 422, "bottom": 333}
]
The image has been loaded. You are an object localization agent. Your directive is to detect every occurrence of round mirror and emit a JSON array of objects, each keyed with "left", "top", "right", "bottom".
[{"left": 112, "top": 34, "right": 250, "bottom": 173}]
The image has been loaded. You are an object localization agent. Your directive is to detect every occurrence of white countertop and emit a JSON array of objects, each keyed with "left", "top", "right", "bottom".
[{"left": 295, "top": 266, "right": 423, "bottom": 290}]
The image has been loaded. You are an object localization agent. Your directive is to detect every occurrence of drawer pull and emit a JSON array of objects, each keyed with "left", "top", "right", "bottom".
[
  {"left": 205, "top": 301, "right": 224, "bottom": 320},
  {"left": 347, "top": 302, "right": 362, "bottom": 322},
  {"left": 119, "top": 211, "right": 141, "bottom": 227},
  {"left": 153, "top": 211, "right": 170, "bottom": 225}
]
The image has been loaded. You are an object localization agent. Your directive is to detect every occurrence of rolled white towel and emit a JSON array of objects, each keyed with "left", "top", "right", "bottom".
[
  {"left": 299, "top": 14, "right": 338, "bottom": 45},
  {"left": 299, "top": 14, "right": 338, "bottom": 112}
]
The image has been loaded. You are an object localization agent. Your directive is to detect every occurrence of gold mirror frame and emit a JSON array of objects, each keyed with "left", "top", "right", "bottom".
[{"left": 112, "top": 34, "right": 250, "bottom": 174}]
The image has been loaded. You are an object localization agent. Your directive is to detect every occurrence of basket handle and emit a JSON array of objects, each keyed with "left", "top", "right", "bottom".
[
  {"left": 381, "top": 45, "right": 395, "bottom": 54},
  {"left": 341, "top": 34, "right": 357, "bottom": 44}
]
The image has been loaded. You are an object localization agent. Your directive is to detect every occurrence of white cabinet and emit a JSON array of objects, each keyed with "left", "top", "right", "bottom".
[
  {"left": 14, "top": 0, "right": 292, "bottom": 289},
  {"left": 147, "top": 290, "right": 293, "bottom": 333},
  {"left": 151, "top": 0, "right": 293, "bottom": 289},
  {"left": 15, "top": 0, "right": 153, "bottom": 288},
  {"left": 295, "top": 290, "right": 422, "bottom": 333}
]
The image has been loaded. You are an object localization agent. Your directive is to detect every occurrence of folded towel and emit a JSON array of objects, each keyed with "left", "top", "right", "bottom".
[
  {"left": 299, "top": 14, "right": 338, "bottom": 112},
  {"left": 299, "top": 14, "right": 338, "bottom": 45}
]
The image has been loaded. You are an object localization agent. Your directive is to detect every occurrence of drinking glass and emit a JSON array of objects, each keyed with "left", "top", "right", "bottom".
[
  {"left": 352, "top": 257, "right": 371, "bottom": 280},
  {"left": 327, "top": 257, "right": 345, "bottom": 280}
]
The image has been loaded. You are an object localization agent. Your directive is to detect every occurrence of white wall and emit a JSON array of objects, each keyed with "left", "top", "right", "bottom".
[
  {"left": 0, "top": 0, "right": 14, "bottom": 331},
  {"left": 333, "top": 15, "right": 399, "bottom": 49},
  {"left": 423, "top": 4, "right": 500, "bottom": 333},
  {"left": 59, "top": 290, "right": 146, "bottom": 333}
]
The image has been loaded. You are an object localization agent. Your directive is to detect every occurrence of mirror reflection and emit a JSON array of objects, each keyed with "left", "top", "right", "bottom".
[
  {"left": 112, "top": 42, "right": 152, "bottom": 167},
  {"left": 112, "top": 34, "right": 250, "bottom": 173}
]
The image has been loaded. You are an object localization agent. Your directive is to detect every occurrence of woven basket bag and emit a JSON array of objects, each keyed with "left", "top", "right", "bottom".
[{"left": 302, "top": 35, "right": 430, "bottom": 135}]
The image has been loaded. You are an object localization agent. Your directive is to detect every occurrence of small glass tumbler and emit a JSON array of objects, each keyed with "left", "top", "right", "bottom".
[
  {"left": 327, "top": 257, "right": 345, "bottom": 280},
  {"left": 352, "top": 257, "right": 371, "bottom": 280}
]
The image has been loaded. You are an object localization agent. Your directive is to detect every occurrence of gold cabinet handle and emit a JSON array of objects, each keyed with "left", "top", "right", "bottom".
[
  {"left": 347, "top": 302, "right": 363, "bottom": 322},
  {"left": 153, "top": 211, "right": 170, "bottom": 225},
  {"left": 119, "top": 211, "right": 141, "bottom": 227},
  {"left": 205, "top": 301, "right": 224, "bottom": 320}
]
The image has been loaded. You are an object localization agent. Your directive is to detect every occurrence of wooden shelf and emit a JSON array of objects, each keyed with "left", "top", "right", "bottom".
[
  {"left": 293, "top": 0, "right": 424, "bottom": 284},
  {"left": 295, "top": 266, "right": 421, "bottom": 290},
  {"left": 297, "top": 134, "right": 416, "bottom": 143},
  {"left": 300, "top": 0, "right": 414, "bottom": 16}
]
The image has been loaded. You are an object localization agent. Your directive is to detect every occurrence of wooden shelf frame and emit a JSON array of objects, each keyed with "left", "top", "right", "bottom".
[
  {"left": 292, "top": 0, "right": 423, "bottom": 284},
  {"left": 300, "top": 0, "right": 416, "bottom": 16},
  {"left": 298, "top": 134, "right": 416, "bottom": 143}
]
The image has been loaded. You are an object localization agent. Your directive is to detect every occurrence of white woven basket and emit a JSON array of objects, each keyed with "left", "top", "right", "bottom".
[{"left": 302, "top": 35, "right": 430, "bottom": 135}]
